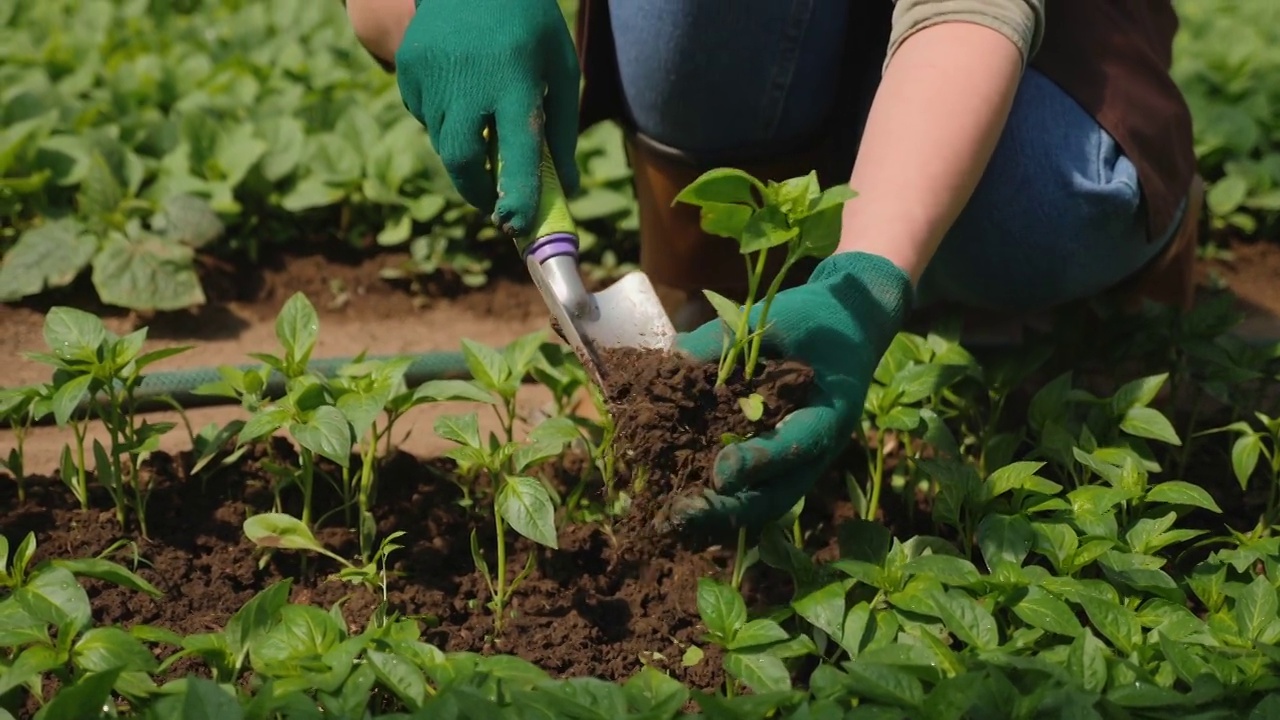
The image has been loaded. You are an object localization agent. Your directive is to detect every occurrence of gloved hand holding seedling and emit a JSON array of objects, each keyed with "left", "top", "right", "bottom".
[
  {"left": 671, "top": 169, "right": 912, "bottom": 531},
  {"left": 674, "top": 170, "right": 856, "bottom": 388}
]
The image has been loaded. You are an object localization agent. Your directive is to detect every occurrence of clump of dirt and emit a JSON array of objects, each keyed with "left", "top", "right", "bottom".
[{"left": 598, "top": 346, "right": 815, "bottom": 534}]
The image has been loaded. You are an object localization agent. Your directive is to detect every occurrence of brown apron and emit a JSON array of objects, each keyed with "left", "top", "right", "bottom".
[{"left": 573, "top": 1, "right": 1198, "bottom": 299}]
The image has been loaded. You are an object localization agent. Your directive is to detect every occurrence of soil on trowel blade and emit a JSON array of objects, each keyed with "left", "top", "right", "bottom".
[{"left": 599, "top": 346, "right": 815, "bottom": 534}]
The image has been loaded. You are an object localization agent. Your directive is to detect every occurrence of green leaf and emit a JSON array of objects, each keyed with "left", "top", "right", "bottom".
[
  {"left": 52, "top": 557, "right": 163, "bottom": 597},
  {"left": 1011, "top": 586, "right": 1082, "bottom": 637},
  {"left": 276, "top": 292, "right": 320, "bottom": 366},
  {"left": 738, "top": 205, "right": 799, "bottom": 255},
  {"left": 0, "top": 221, "right": 96, "bottom": 302},
  {"left": 842, "top": 660, "right": 925, "bottom": 709},
  {"left": 698, "top": 201, "right": 755, "bottom": 238},
  {"left": 738, "top": 393, "right": 765, "bottom": 422},
  {"left": 984, "top": 461, "right": 1050, "bottom": 499},
  {"left": 91, "top": 232, "right": 205, "bottom": 312},
  {"left": 1145, "top": 481, "right": 1222, "bottom": 513},
  {"left": 674, "top": 167, "right": 764, "bottom": 209},
  {"left": 258, "top": 116, "right": 307, "bottom": 182},
  {"left": 496, "top": 475, "right": 558, "bottom": 549},
  {"left": 724, "top": 650, "right": 792, "bottom": 695},
  {"left": 15, "top": 566, "right": 91, "bottom": 637},
  {"left": 243, "top": 513, "right": 328, "bottom": 554},
  {"left": 1067, "top": 631, "right": 1108, "bottom": 694},
  {"left": 976, "top": 513, "right": 1033, "bottom": 571},
  {"left": 33, "top": 669, "right": 121, "bottom": 720},
  {"left": 156, "top": 194, "right": 224, "bottom": 249},
  {"left": 239, "top": 407, "right": 290, "bottom": 443},
  {"left": 145, "top": 678, "right": 243, "bottom": 720},
  {"left": 1111, "top": 374, "right": 1167, "bottom": 413},
  {"left": 900, "top": 554, "right": 982, "bottom": 587},
  {"left": 0, "top": 599, "right": 49, "bottom": 646},
  {"left": 929, "top": 588, "right": 999, "bottom": 650},
  {"left": 367, "top": 648, "right": 429, "bottom": 711},
  {"left": 43, "top": 306, "right": 107, "bottom": 362},
  {"left": 511, "top": 439, "right": 565, "bottom": 474},
  {"left": 792, "top": 581, "right": 847, "bottom": 641},
  {"left": 794, "top": 204, "right": 843, "bottom": 260},
  {"left": 248, "top": 604, "right": 343, "bottom": 676},
  {"left": 280, "top": 175, "right": 346, "bottom": 211},
  {"left": 73, "top": 627, "right": 159, "bottom": 674},
  {"left": 1235, "top": 574, "right": 1278, "bottom": 642},
  {"left": 434, "top": 413, "right": 482, "bottom": 449},
  {"left": 52, "top": 374, "right": 93, "bottom": 426},
  {"left": 461, "top": 338, "right": 511, "bottom": 393},
  {"left": 1078, "top": 594, "right": 1142, "bottom": 654},
  {"left": 335, "top": 390, "right": 386, "bottom": 442},
  {"left": 728, "top": 619, "right": 791, "bottom": 650},
  {"left": 1206, "top": 174, "right": 1249, "bottom": 216},
  {"left": 413, "top": 379, "right": 494, "bottom": 405},
  {"left": 702, "top": 289, "right": 745, "bottom": 336},
  {"left": 527, "top": 415, "right": 584, "bottom": 445},
  {"left": 290, "top": 405, "right": 353, "bottom": 468},
  {"left": 1120, "top": 406, "right": 1181, "bottom": 445},
  {"left": 697, "top": 577, "right": 747, "bottom": 641},
  {"left": 224, "top": 580, "right": 292, "bottom": 670},
  {"left": 1231, "top": 433, "right": 1262, "bottom": 490},
  {"left": 624, "top": 666, "right": 691, "bottom": 715},
  {"left": 78, "top": 150, "right": 125, "bottom": 218}
]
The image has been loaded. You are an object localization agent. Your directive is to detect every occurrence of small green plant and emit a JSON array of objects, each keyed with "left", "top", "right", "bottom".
[
  {"left": 1202, "top": 410, "right": 1280, "bottom": 536},
  {"left": 425, "top": 335, "right": 581, "bottom": 634},
  {"left": 0, "top": 384, "right": 45, "bottom": 503},
  {"left": 242, "top": 513, "right": 405, "bottom": 601},
  {"left": 674, "top": 168, "right": 855, "bottom": 387},
  {"left": 199, "top": 292, "right": 353, "bottom": 531},
  {"left": 25, "top": 307, "right": 191, "bottom": 536}
]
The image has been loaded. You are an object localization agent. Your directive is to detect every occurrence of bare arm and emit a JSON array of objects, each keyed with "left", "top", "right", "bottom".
[
  {"left": 345, "top": 0, "right": 417, "bottom": 67},
  {"left": 834, "top": 21, "right": 1023, "bottom": 285}
]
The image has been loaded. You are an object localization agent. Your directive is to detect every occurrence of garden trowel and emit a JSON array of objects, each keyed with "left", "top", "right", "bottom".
[{"left": 488, "top": 129, "right": 676, "bottom": 391}]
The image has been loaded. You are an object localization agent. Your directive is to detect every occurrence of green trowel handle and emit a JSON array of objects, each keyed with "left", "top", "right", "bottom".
[{"left": 483, "top": 125, "right": 577, "bottom": 259}]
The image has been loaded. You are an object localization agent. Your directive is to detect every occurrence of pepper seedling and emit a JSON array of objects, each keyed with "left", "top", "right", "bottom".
[{"left": 674, "top": 168, "right": 855, "bottom": 388}]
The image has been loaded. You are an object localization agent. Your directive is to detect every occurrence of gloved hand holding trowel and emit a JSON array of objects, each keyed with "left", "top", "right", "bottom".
[{"left": 347, "top": 0, "right": 1201, "bottom": 529}]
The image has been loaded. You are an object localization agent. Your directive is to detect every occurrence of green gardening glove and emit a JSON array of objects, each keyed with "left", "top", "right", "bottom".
[
  {"left": 394, "top": 0, "right": 581, "bottom": 236},
  {"left": 670, "top": 252, "right": 912, "bottom": 533}
]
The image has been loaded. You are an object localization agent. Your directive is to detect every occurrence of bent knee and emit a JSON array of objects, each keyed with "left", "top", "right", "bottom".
[
  {"left": 922, "top": 70, "right": 1163, "bottom": 311},
  {"left": 346, "top": 0, "right": 417, "bottom": 68}
]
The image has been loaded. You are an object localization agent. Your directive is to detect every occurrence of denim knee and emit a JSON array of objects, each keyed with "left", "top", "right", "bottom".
[
  {"left": 917, "top": 69, "right": 1180, "bottom": 314},
  {"left": 609, "top": 0, "right": 849, "bottom": 156}
]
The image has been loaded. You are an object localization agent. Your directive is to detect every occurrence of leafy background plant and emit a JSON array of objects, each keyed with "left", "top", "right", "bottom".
[{"left": 1, "top": 0, "right": 1276, "bottom": 311}]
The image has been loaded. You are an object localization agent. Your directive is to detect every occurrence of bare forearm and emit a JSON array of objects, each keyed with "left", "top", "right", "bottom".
[
  {"left": 346, "top": 0, "right": 417, "bottom": 66},
  {"left": 835, "top": 22, "right": 1023, "bottom": 285}
]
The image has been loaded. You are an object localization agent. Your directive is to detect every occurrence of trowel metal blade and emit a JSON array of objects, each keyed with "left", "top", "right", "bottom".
[{"left": 540, "top": 270, "right": 676, "bottom": 391}]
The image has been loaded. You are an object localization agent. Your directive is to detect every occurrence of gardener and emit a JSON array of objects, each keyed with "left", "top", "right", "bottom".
[{"left": 344, "top": 0, "right": 1201, "bottom": 531}]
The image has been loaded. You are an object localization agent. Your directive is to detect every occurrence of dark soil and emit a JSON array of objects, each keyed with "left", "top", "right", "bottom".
[
  {"left": 599, "top": 346, "right": 815, "bottom": 534},
  {"left": 0, "top": 435, "right": 863, "bottom": 716}
]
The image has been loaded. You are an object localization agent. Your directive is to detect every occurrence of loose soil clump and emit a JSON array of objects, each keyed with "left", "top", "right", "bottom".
[{"left": 599, "top": 346, "right": 815, "bottom": 534}]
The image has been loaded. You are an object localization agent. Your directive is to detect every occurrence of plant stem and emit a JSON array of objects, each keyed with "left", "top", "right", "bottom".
[
  {"left": 494, "top": 498, "right": 508, "bottom": 635},
  {"left": 744, "top": 256, "right": 794, "bottom": 381},
  {"left": 358, "top": 438, "right": 378, "bottom": 559},
  {"left": 300, "top": 450, "right": 315, "bottom": 529},
  {"left": 867, "top": 436, "right": 887, "bottom": 523},
  {"left": 718, "top": 251, "right": 767, "bottom": 386},
  {"left": 73, "top": 421, "right": 89, "bottom": 511},
  {"left": 731, "top": 527, "right": 748, "bottom": 590}
]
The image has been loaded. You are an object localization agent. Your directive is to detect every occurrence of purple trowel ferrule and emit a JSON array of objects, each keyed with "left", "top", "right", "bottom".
[{"left": 525, "top": 233, "right": 579, "bottom": 264}]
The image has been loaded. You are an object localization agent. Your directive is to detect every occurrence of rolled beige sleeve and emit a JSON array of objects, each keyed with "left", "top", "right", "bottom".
[{"left": 887, "top": 0, "right": 1045, "bottom": 71}]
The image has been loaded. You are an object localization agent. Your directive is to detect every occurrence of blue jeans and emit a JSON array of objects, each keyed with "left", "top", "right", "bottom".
[{"left": 608, "top": 1, "right": 1183, "bottom": 314}]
